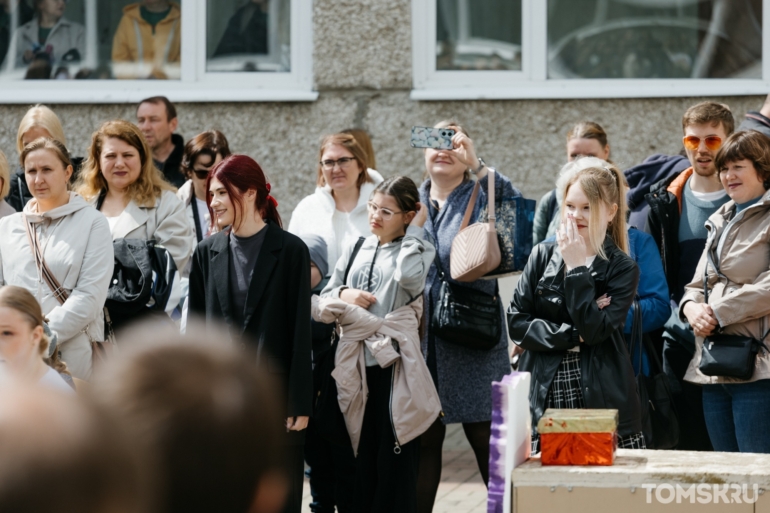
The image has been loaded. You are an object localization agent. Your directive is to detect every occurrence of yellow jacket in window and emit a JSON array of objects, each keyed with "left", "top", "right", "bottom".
[{"left": 111, "top": 2, "right": 181, "bottom": 80}]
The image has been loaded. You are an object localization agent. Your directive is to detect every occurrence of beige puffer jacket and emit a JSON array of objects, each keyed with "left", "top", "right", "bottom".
[
  {"left": 312, "top": 295, "right": 441, "bottom": 456},
  {"left": 680, "top": 188, "right": 770, "bottom": 384}
]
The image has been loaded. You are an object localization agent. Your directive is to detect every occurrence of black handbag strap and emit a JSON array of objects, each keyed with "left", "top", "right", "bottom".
[
  {"left": 343, "top": 237, "right": 366, "bottom": 284},
  {"left": 629, "top": 299, "right": 665, "bottom": 377},
  {"left": 703, "top": 244, "right": 770, "bottom": 345}
]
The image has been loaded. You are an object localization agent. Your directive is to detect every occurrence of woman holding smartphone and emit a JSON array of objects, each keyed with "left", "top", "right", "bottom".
[
  {"left": 187, "top": 154, "right": 312, "bottom": 513},
  {"left": 508, "top": 163, "right": 644, "bottom": 451},
  {"left": 416, "top": 120, "right": 522, "bottom": 512}
]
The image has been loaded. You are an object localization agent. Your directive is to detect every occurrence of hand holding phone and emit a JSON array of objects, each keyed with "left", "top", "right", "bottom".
[{"left": 410, "top": 126, "right": 456, "bottom": 149}]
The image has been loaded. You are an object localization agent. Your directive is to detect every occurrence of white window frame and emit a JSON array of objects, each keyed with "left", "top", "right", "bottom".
[
  {"left": 0, "top": 0, "right": 317, "bottom": 103},
  {"left": 412, "top": 0, "right": 770, "bottom": 100}
]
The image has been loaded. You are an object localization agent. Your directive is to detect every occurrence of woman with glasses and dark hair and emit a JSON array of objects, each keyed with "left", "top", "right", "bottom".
[
  {"left": 288, "top": 133, "right": 383, "bottom": 272},
  {"left": 187, "top": 154, "right": 312, "bottom": 513}
]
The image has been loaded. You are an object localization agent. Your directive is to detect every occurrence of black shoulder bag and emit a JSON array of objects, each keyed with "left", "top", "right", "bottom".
[
  {"left": 313, "top": 237, "right": 365, "bottom": 446},
  {"left": 431, "top": 251, "right": 501, "bottom": 350},
  {"left": 628, "top": 300, "right": 679, "bottom": 449},
  {"left": 698, "top": 249, "right": 770, "bottom": 380}
]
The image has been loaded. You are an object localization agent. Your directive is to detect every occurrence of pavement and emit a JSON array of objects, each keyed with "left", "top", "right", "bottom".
[{"left": 301, "top": 423, "right": 488, "bottom": 512}]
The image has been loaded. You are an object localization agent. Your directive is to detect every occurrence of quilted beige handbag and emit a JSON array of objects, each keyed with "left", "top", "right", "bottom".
[{"left": 450, "top": 170, "right": 501, "bottom": 282}]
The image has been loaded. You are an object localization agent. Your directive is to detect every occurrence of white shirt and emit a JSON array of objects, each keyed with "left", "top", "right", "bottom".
[
  {"left": 39, "top": 366, "right": 76, "bottom": 394},
  {"left": 105, "top": 215, "right": 119, "bottom": 232},
  {"left": 195, "top": 197, "right": 210, "bottom": 238},
  {"left": 689, "top": 182, "right": 727, "bottom": 202}
]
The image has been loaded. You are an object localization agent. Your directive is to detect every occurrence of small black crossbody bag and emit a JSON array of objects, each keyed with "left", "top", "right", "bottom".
[
  {"left": 431, "top": 252, "right": 501, "bottom": 351},
  {"left": 698, "top": 249, "right": 769, "bottom": 381}
]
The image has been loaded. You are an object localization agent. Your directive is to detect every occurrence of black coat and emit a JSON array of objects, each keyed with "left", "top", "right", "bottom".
[
  {"left": 154, "top": 133, "right": 186, "bottom": 188},
  {"left": 645, "top": 173, "right": 682, "bottom": 302},
  {"left": 188, "top": 221, "right": 313, "bottom": 435},
  {"left": 507, "top": 237, "right": 643, "bottom": 437}
]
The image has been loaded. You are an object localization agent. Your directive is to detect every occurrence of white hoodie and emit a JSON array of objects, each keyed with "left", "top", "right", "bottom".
[
  {"left": 0, "top": 193, "right": 114, "bottom": 379},
  {"left": 288, "top": 169, "right": 383, "bottom": 270}
]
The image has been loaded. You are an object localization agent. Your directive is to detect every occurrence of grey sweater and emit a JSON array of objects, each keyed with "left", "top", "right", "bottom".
[{"left": 322, "top": 225, "right": 436, "bottom": 366}]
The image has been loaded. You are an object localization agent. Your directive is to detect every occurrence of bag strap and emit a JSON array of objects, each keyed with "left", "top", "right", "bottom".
[
  {"left": 22, "top": 214, "right": 69, "bottom": 306},
  {"left": 702, "top": 245, "right": 770, "bottom": 344},
  {"left": 458, "top": 169, "right": 496, "bottom": 230},
  {"left": 343, "top": 237, "right": 366, "bottom": 284},
  {"left": 459, "top": 181, "right": 480, "bottom": 230}
]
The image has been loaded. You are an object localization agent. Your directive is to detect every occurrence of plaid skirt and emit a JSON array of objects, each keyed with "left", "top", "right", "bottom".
[{"left": 531, "top": 351, "right": 646, "bottom": 453}]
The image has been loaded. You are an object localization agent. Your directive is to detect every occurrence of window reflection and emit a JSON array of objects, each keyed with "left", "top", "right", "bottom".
[
  {"left": 206, "top": 0, "right": 290, "bottom": 73},
  {"left": 0, "top": 0, "right": 182, "bottom": 80},
  {"left": 548, "top": 0, "right": 762, "bottom": 79},
  {"left": 436, "top": 0, "right": 522, "bottom": 71}
]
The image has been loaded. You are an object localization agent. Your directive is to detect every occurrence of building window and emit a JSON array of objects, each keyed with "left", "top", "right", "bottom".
[
  {"left": 206, "top": 0, "right": 291, "bottom": 73},
  {"left": 436, "top": 0, "right": 522, "bottom": 71},
  {"left": 548, "top": 0, "right": 761, "bottom": 80},
  {"left": 412, "top": 0, "right": 768, "bottom": 99},
  {"left": 0, "top": 0, "right": 315, "bottom": 102}
]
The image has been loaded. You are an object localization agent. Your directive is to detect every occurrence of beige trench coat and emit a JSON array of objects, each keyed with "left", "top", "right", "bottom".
[
  {"left": 312, "top": 295, "right": 441, "bottom": 456},
  {"left": 679, "top": 189, "right": 770, "bottom": 384}
]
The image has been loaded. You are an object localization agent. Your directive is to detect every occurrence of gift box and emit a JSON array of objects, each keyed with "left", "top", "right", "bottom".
[{"left": 537, "top": 409, "right": 618, "bottom": 466}]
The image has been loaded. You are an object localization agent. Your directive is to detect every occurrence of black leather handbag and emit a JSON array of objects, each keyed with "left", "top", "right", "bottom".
[
  {"left": 431, "top": 253, "right": 501, "bottom": 351},
  {"left": 698, "top": 250, "right": 770, "bottom": 380},
  {"left": 628, "top": 300, "right": 679, "bottom": 450}
]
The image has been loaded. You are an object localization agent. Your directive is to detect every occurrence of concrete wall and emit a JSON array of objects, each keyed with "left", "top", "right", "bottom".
[{"left": 0, "top": 0, "right": 764, "bottom": 223}]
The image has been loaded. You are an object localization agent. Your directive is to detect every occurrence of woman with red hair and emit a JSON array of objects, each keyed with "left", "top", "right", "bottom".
[{"left": 187, "top": 154, "right": 312, "bottom": 513}]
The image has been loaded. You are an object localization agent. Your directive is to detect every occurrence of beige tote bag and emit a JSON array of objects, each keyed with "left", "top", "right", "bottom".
[{"left": 450, "top": 170, "right": 501, "bottom": 282}]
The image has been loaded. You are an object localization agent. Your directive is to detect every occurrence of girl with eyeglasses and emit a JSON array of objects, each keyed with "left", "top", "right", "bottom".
[
  {"left": 319, "top": 175, "right": 437, "bottom": 513},
  {"left": 288, "top": 133, "right": 383, "bottom": 273}
]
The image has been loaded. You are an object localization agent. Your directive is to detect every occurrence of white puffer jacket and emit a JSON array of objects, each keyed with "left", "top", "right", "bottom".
[{"left": 0, "top": 193, "right": 114, "bottom": 380}]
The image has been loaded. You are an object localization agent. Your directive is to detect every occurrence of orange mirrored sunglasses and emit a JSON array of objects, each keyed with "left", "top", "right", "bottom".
[{"left": 682, "top": 135, "right": 722, "bottom": 152}]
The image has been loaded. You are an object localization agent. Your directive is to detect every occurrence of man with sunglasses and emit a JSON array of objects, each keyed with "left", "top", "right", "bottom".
[{"left": 645, "top": 101, "right": 734, "bottom": 452}]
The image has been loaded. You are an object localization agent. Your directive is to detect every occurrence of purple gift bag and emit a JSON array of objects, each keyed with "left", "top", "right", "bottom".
[{"left": 487, "top": 372, "right": 531, "bottom": 513}]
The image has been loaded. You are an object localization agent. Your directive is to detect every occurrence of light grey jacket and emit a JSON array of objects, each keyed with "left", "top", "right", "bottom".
[
  {"left": 15, "top": 16, "right": 85, "bottom": 67},
  {"left": 0, "top": 193, "right": 113, "bottom": 379}
]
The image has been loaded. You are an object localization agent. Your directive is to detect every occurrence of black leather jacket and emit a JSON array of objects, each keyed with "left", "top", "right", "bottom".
[{"left": 507, "top": 237, "right": 643, "bottom": 437}]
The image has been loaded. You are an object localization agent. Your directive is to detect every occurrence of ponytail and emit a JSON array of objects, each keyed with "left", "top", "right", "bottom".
[
  {"left": 606, "top": 165, "right": 629, "bottom": 256},
  {"left": 260, "top": 182, "right": 282, "bottom": 228}
]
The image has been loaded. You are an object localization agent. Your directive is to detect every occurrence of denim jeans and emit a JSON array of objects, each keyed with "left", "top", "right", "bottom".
[{"left": 702, "top": 379, "right": 770, "bottom": 453}]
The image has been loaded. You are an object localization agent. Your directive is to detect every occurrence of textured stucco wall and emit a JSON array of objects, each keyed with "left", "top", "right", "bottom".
[
  {"left": 0, "top": 0, "right": 765, "bottom": 225},
  {"left": 0, "top": 95, "right": 763, "bottom": 224}
]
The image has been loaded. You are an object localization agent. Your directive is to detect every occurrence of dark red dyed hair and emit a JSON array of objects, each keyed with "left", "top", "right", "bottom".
[{"left": 207, "top": 154, "right": 282, "bottom": 229}]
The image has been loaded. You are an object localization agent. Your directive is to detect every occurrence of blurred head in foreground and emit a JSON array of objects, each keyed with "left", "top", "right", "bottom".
[
  {"left": 94, "top": 326, "right": 288, "bottom": 513},
  {"left": 0, "top": 384, "right": 147, "bottom": 513}
]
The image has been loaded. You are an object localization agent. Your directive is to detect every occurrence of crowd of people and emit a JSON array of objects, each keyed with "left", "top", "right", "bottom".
[{"left": 0, "top": 93, "right": 770, "bottom": 513}]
